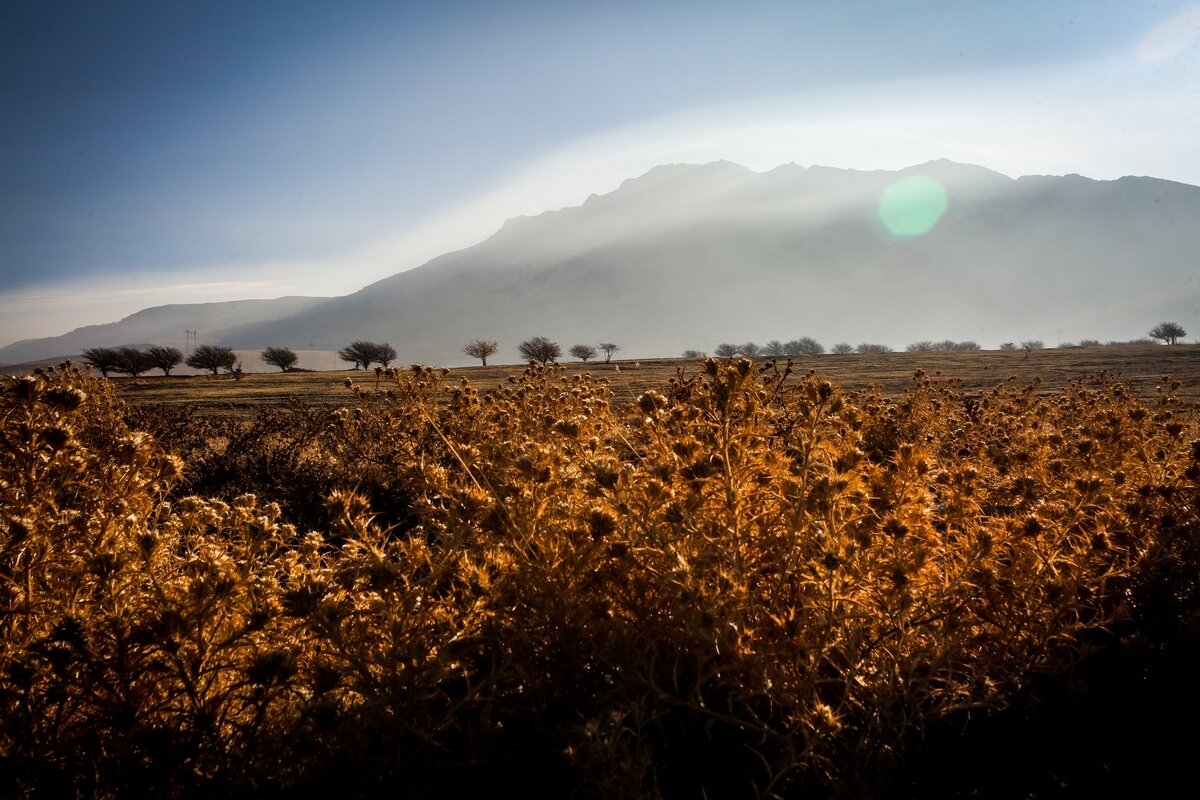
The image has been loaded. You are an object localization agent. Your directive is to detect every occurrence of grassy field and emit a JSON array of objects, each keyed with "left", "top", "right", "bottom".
[
  {"left": 8, "top": 350, "right": 1200, "bottom": 798},
  {"left": 110, "top": 344, "right": 1200, "bottom": 414}
]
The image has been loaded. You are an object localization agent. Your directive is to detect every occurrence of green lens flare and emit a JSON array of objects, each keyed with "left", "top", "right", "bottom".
[{"left": 878, "top": 175, "right": 947, "bottom": 237}]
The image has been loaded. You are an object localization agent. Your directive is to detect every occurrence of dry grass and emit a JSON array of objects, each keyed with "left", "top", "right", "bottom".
[
  {"left": 3, "top": 358, "right": 1199, "bottom": 798},
  {"left": 110, "top": 345, "right": 1200, "bottom": 416}
]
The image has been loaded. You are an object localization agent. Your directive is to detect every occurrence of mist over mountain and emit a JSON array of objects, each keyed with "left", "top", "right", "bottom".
[{"left": 4, "top": 160, "right": 1199, "bottom": 367}]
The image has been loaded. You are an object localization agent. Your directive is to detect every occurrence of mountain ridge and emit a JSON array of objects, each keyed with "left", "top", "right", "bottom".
[{"left": 3, "top": 159, "right": 1198, "bottom": 367}]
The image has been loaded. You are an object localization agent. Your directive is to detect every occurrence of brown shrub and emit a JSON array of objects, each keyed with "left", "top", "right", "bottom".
[{"left": 1, "top": 360, "right": 1197, "bottom": 797}]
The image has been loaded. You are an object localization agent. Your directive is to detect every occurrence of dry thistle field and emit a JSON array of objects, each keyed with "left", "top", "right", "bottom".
[
  {"left": 3, "top": 348, "right": 1200, "bottom": 798},
  {"left": 113, "top": 344, "right": 1200, "bottom": 415}
]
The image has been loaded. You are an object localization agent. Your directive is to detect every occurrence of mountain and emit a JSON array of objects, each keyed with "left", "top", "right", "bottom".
[
  {"left": 4, "top": 160, "right": 1199, "bottom": 367},
  {"left": 0, "top": 297, "right": 328, "bottom": 366}
]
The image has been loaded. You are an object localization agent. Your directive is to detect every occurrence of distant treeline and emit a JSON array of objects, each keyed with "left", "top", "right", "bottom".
[{"left": 688, "top": 336, "right": 1171, "bottom": 360}]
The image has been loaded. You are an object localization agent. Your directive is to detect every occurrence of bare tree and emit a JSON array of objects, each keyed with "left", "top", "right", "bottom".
[
  {"left": 855, "top": 343, "right": 892, "bottom": 354},
  {"left": 920, "top": 339, "right": 980, "bottom": 352},
  {"left": 518, "top": 336, "right": 562, "bottom": 366},
  {"left": 82, "top": 347, "right": 122, "bottom": 377},
  {"left": 763, "top": 340, "right": 787, "bottom": 358},
  {"left": 569, "top": 344, "right": 597, "bottom": 362},
  {"left": 261, "top": 346, "right": 298, "bottom": 372},
  {"left": 598, "top": 342, "right": 621, "bottom": 364},
  {"left": 831, "top": 343, "right": 854, "bottom": 355},
  {"left": 714, "top": 343, "right": 739, "bottom": 358},
  {"left": 681, "top": 349, "right": 706, "bottom": 359},
  {"left": 462, "top": 339, "right": 498, "bottom": 366},
  {"left": 1020, "top": 340, "right": 1044, "bottom": 350},
  {"left": 374, "top": 343, "right": 397, "bottom": 367},
  {"left": 337, "top": 341, "right": 378, "bottom": 370},
  {"left": 185, "top": 344, "right": 238, "bottom": 375},
  {"left": 145, "top": 345, "right": 183, "bottom": 376},
  {"left": 114, "top": 346, "right": 153, "bottom": 377},
  {"left": 739, "top": 342, "right": 762, "bottom": 358},
  {"left": 1149, "top": 321, "right": 1187, "bottom": 345},
  {"left": 784, "top": 337, "right": 824, "bottom": 356}
]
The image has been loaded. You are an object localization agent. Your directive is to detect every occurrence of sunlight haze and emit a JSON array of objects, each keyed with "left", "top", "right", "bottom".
[{"left": 2, "top": 1, "right": 1198, "bottom": 348}]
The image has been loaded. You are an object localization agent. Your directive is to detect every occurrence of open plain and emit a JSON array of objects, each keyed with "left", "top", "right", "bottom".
[{"left": 108, "top": 344, "right": 1200, "bottom": 415}]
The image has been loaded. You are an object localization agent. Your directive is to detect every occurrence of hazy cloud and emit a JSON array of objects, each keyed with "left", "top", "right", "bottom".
[
  {"left": 1135, "top": 5, "right": 1200, "bottom": 62},
  {"left": 4, "top": 4, "right": 1199, "bottom": 348}
]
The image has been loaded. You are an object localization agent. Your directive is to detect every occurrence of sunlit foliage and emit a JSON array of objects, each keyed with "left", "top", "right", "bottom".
[{"left": 2, "top": 361, "right": 1198, "bottom": 797}]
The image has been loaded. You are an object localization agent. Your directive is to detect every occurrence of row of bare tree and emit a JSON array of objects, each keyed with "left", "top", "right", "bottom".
[
  {"left": 462, "top": 338, "right": 621, "bottom": 366},
  {"left": 82, "top": 345, "right": 245, "bottom": 377},
  {"left": 84, "top": 344, "right": 283, "bottom": 377},
  {"left": 335, "top": 341, "right": 397, "bottom": 370},
  {"left": 696, "top": 322, "right": 1190, "bottom": 359},
  {"left": 77, "top": 321, "right": 1192, "bottom": 380}
]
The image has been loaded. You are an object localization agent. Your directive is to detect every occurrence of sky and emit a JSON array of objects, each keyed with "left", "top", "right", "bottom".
[{"left": 2, "top": 0, "right": 1199, "bottom": 347}]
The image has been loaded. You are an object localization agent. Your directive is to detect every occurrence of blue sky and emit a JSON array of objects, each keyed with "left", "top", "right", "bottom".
[{"left": 2, "top": 0, "right": 1199, "bottom": 345}]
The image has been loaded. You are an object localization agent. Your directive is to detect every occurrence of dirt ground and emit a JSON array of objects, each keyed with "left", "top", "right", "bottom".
[{"left": 101, "top": 344, "right": 1200, "bottom": 416}]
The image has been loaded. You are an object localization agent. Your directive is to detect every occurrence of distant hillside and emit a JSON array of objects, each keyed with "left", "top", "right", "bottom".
[
  {"left": 6, "top": 160, "right": 1199, "bottom": 367},
  {"left": 0, "top": 297, "right": 327, "bottom": 366}
]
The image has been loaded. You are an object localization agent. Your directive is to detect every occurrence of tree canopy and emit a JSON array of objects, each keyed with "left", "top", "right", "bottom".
[
  {"left": 114, "top": 346, "right": 153, "bottom": 377},
  {"left": 786, "top": 338, "right": 824, "bottom": 356},
  {"left": 462, "top": 340, "right": 498, "bottom": 366},
  {"left": 337, "top": 341, "right": 395, "bottom": 369},
  {"left": 185, "top": 344, "right": 238, "bottom": 375},
  {"left": 598, "top": 343, "right": 621, "bottom": 364},
  {"left": 518, "top": 337, "right": 561, "bottom": 366},
  {"left": 261, "top": 347, "right": 298, "bottom": 372},
  {"left": 145, "top": 345, "right": 183, "bottom": 376},
  {"left": 374, "top": 343, "right": 397, "bottom": 367},
  {"left": 82, "top": 347, "right": 122, "bottom": 378},
  {"left": 569, "top": 344, "right": 597, "bottom": 362},
  {"left": 1149, "top": 322, "right": 1187, "bottom": 345},
  {"left": 738, "top": 342, "right": 761, "bottom": 357}
]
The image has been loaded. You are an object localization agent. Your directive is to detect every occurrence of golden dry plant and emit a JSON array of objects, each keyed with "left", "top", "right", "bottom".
[{"left": 1, "top": 360, "right": 1198, "bottom": 798}]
